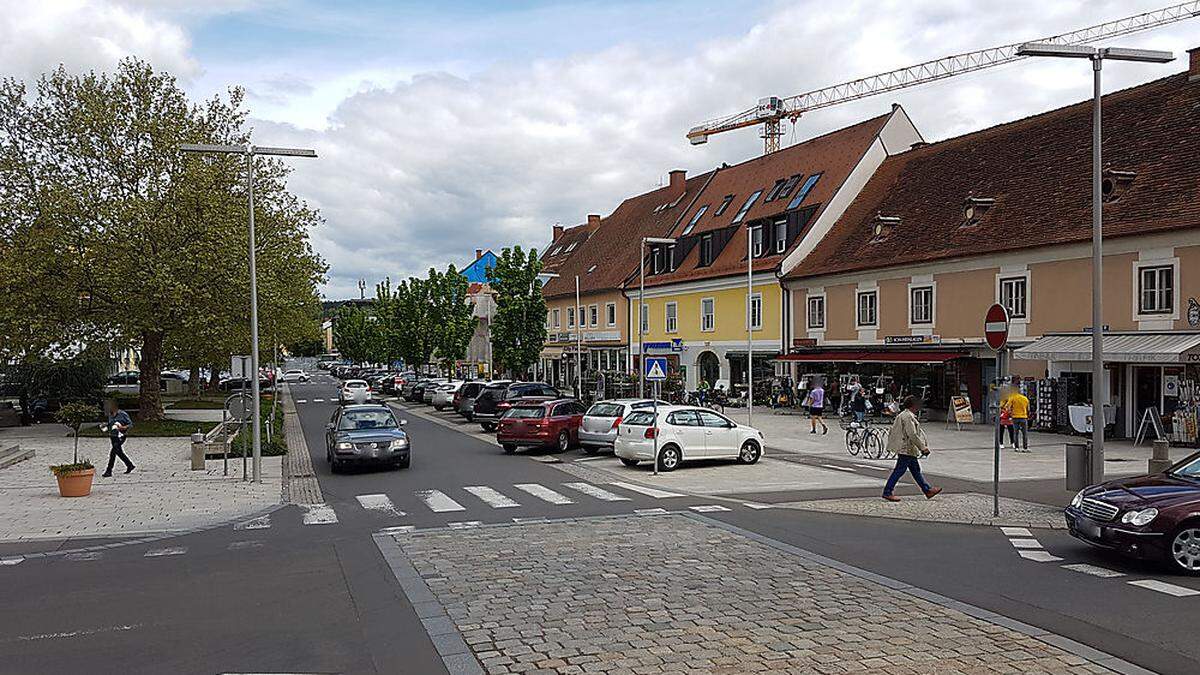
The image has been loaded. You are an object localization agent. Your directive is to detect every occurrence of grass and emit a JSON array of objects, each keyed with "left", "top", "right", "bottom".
[
  {"left": 167, "top": 398, "right": 226, "bottom": 409},
  {"left": 80, "top": 419, "right": 219, "bottom": 437}
]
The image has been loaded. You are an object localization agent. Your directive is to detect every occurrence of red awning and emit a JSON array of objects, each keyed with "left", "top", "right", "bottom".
[{"left": 776, "top": 350, "right": 965, "bottom": 364}]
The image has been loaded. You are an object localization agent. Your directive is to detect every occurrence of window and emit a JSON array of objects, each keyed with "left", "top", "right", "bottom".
[
  {"left": 777, "top": 174, "right": 803, "bottom": 200},
  {"left": 786, "top": 174, "right": 821, "bottom": 210},
  {"left": 667, "top": 410, "right": 701, "bottom": 426},
  {"left": 696, "top": 409, "right": 731, "bottom": 428},
  {"left": 589, "top": 304, "right": 598, "bottom": 327},
  {"left": 910, "top": 286, "right": 933, "bottom": 325},
  {"left": 732, "top": 190, "right": 762, "bottom": 224},
  {"left": 652, "top": 247, "right": 664, "bottom": 274},
  {"left": 856, "top": 290, "right": 878, "bottom": 328},
  {"left": 665, "top": 302, "right": 678, "bottom": 333},
  {"left": 1139, "top": 265, "right": 1174, "bottom": 315},
  {"left": 587, "top": 264, "right": 597, "bottom": 273},
  {"left": 665, "top": 243, "right": 675, "bottom": 271},
  {"left": 605, "top": 302, "right": 616, "bottom": 326},
  {"left": 1000, "top": 276, "right": 1027, "bottom": 319},
  {"left": 699, "top": 234, "right": 714, "bottom": 266},
  {"left": 640, "top": 304, "right": 649, "bottom": 334},
  {"left": 773, "top": 219, "right": 787, "bottom": 254},
  {"left": 545, "top": 311, "right": 551, "bottom": 328},
  {"left": 750, "top": 225, "right": 764, "bottom": 257},
  {"left": 714, "top": 195, "right": 735, "bottom": 216},
  {"left": 680, "top": 205, "right": 708, "bottom": 236},
  {"left": 763, "top": 178, "right": 787, "bottom": 202},
  {"left": 807, "top": 296, "right": 825, "bottom": 329},
  {"left": 553, "top": 308, "right": 561, "bottom": 328},
  {"left": 567, "top": 307, "right": 575, "bottom": 328},
  {"left": 565, "top": 242, "right": 578, "bottom": 252},
  {"left": 701, "top": 298, "right": 715, "bottom": 332},
  {"left": 748, "top": 293, "right": 762, "bottom": 330}
]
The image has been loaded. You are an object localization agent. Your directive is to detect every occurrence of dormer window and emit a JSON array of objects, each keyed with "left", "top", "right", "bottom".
[
  {"left": 1102, "top": 169, "right": 1136, "bottom": 203},
  {"left": 870, "top": 215, "right": 901, "bottom": 243},
  {"left": 961, "top": 197, "right": 995, "bottom": 227}
]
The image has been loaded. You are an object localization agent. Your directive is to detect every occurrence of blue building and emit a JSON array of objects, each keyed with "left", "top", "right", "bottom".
[{"left": 462, "top": 249, "right": 497, "bottom": 284}]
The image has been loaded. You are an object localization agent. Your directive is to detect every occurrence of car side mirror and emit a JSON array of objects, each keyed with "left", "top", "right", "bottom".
[
  {"left": 325, "top": 423, "right": 334, "bottom": 431},
  {"left": 398, "top": 419, "right": 408, "bottom": 426}
]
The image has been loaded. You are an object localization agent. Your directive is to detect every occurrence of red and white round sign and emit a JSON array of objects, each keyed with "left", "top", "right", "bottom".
[{"left": 984, "top": 303, "right": 1010, "bottom": 352}]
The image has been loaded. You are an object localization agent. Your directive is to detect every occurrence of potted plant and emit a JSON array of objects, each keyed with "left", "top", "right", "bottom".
[{"left": 50, "top": 402, "right": 99, "bottom": 497}]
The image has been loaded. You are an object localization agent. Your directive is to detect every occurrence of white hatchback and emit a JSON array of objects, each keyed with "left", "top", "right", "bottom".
[
  {"left": 431, "top": 381, "right": 463, "bottom": 410},
  {"left": 614, "top": 405, "right": 764, "bottom": 471},
  {"left": 279, "top": 369, "right": 310, "bottom": 383},
  {"left": 339, "top": 379, "right": 371, "bottom": 405}
]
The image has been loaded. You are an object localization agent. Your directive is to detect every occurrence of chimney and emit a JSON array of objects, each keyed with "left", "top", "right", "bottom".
[
  {"left": 1190, "top": 47, "right": 1200, "bottom": 82},
  {"left": 552, "top": 224, "right": 564, "bottom": 240},
  {"left": 668, "top": 169, "right": 686, "bottom": 199},
  {"left": 587, "top": 214, "right": 601, "bottom": 229},
  {"left": 475, "top": 248, "right": 483, "bottom": 260}
]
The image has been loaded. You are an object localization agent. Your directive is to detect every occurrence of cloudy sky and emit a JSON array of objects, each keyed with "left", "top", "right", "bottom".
[{"left": 2, "top": 0, "right": 1194, "bottom": 298}]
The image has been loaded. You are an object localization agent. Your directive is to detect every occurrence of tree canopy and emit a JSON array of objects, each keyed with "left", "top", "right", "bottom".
[{"left": 489, "top": 246, "right": 546, "bottom": 377}]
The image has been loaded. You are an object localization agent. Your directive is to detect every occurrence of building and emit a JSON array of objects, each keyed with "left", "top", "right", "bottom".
[
  {"left": 629, "top": 107, "right": 922, "bottom": 391},
  {"left": 463, "top": 249, "right": 498, "bottom": 376},
  {"left": 778, "top": 50, "right": 1200, "bottom": 439}
]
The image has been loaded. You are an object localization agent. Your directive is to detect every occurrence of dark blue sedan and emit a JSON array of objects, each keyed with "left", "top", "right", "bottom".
[{"left": 325, "top": 404, "right": 410, "bottom": 472}]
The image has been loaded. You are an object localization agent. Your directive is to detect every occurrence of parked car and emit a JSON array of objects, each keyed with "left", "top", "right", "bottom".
[
  {"left": 422, "top": 378, "right": 450, "bottom": 404},
  {"left": 279, "top": 369, "right": 311, "bottom": 383},
  {"left": 1065, "top": 452, "right": 1200, "bottom": 575},
  {"left": 103, "top": 371, "right": 142, "bottom": 395},
  {"left": 412, "top": 377, "right": 448, "bottom": 403},
  {"left": 473, "top": 381, "right": 560, "bottom": 432},
  {"left": 383, "top": 372, "right": 415, "bottom": 395},
  {"left": 496, "top": 399, "right": 587, "bottom": 454},
  {"left": 432, "top": 381, "right": 463, "bottom": 410},
  {"left": 454, "top": 381, "right": 491, "bottom": 420},
  {"left": 613, "top": 405, "right": 763, "bottom": 472},
  {"left": 339, "top": 379, "right": 372, "bottom": 405},
  {"left": 579, "top": 399, "right": 666, "bottom": 455},
  {"left": 400, "top": 377, "right": 423, "bottom": 401},
  {"left": 219, "top": 376, "right": 271, "bottom": 392},
  {"left": 324, "top": 404, "right": 410, "bottom": 471}
]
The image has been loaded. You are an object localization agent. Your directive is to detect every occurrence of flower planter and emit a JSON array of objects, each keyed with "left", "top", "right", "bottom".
[{"left": 55, "top": 468, "right": 95, "bottom": 497}]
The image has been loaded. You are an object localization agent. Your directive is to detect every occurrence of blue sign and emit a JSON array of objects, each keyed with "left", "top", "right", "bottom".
[
  {"left": 644, "top": 339, "right": 684, "bottom": 353},
  {"left": 644, "top": 356, "right": 668, "bottom": 381}
]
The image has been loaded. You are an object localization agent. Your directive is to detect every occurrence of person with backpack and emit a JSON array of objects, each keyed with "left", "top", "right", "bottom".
[
  {"left": 101, "top": 398, "right": 135, "bottom": 477},
  {"left": 882, "top": 396, "right": 941, "bottom": 502}
]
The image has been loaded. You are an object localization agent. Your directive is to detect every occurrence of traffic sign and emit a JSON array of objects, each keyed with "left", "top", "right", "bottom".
[
  {"left": 984, "top": 304, "right": 1009, "bottom": 352},
  {"left": 644, "top": 356, "right": 668, "bottom": 381}
]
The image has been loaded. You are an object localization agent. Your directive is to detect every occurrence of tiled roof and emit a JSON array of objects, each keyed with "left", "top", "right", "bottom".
[
  {"left": 633, "top": 111, "right": 895, "bottom": 288},
  {"left": 540, "top": 172, "right": 716, "bottom": 299},
  {"left": 786, "top": 72, "right": 1200, "bottom": 281},
  {"left": 540, "top": 221, "right": 596, "bottom": 277}
]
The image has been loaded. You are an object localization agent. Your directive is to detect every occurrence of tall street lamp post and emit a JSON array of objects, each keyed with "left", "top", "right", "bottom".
[
  {"left": 179, "top": 143, "right": 317, "bottom": 483},
  {"left": 746, "top": 224, "right": 756, "bottom": 426},
  {"left": 535, "top": 272, "right": 559, "bottom": 383},
  {"left": 639, "top": 237, "right": 677, "bottom": 397},
  {"left": 1016, "top": 43, "right": 1172, "bottom": 479}
]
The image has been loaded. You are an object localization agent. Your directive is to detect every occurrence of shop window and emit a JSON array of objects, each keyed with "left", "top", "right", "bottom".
[
  {"left": 807, "top": 295, "right": 825, "bottom": 330},
  {"left": 910, "top": 286, "right": 933, "bottom": 325},
  {"left": 681, "top": 204, "right": 708, "bottom": 236},
  {"left": 732, "top": 190, "right": 763, "bottom": 224},
  {"left": 1000, "top": 276, "right": 1027, "bottom": 319},
  {"left": 748, "top": 294, "right": 763, "bottom": 331},
  {"left": 701, "top": 298, "right": 715, "bottom": 332},
  {"left": 856, "top": 290, "right": 878, "bottom": 328},
  {"left": 553, "top": 308, "right": 561, "bottom": 328},
  {"left": 605, "top": 302, "right": 616, "bottom": 326},
  {"left": 665, "top": 302, "right": 678, "bottom": 333},
  {"left": 1139, "top": 265, "right": 1174, "bottom": 315},
  {"left": 714, "top": 195, "right": 734, "bottom": 216}
]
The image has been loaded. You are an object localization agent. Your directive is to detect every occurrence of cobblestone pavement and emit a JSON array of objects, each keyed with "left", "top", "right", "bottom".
[
  {"left": 385, "top": 514, "right": 1117, "bottom": 674},
  {"left": 781, "top": 492, "right": 1067, "bottom": 530},
  {"left": 281, "top": 387, "right": 323, "bottom": 505}
]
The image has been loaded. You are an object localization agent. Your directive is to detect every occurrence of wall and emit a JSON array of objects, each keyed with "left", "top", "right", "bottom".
[
  {"left": 638, "top": 281, "right": 782, "bottom": 344},
  {"left": 544, "top": 290, "right": 626, "bottom": 344}
]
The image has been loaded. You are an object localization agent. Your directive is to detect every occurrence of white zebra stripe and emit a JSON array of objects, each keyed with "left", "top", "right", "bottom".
[
  {"left": 356, "top": 494, "right": 405, "bottom": 517},
  {"left": 464, "top": 486, "right": 521, "bottom": 508},
  {"left": 416, "top": 489, "right": 466, "bottom": 512},
  {"left": 301, "top": 503, "right": 339, "bottom": 525},
  {"left": 563, "top": 482, "right": 630, "bottom": 502},
  {"left": 144, "top": 547, "right": 187, "bottom": 558},
  {"left": 513, "top": 483, "right": 574, "bottom": 505},
  {"left": 608, "top": 482, "right": 685, "bottom": 499}
]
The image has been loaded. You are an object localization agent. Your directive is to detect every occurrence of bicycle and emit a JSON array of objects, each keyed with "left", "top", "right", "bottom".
[{"left": 844, "top": 419, "right": 870, "bottom": 456}]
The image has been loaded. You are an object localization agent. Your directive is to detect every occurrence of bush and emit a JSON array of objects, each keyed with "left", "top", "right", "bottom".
[{"left": 50, "top": 460, "right": 94, "bottom": 476}]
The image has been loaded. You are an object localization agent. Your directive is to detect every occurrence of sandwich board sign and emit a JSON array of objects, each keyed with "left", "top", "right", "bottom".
[{"left": 644, "top": 357, "right": 668, "bottom": 382}]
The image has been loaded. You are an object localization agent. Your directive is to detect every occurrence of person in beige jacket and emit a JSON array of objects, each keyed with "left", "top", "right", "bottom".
[{"left": 882, "top": 396, "right": 941, "bottom": 502}]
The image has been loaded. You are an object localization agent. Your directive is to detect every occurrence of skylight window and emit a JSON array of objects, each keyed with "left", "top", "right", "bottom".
[
  {"left": 566, "top": 242, "right": 578, "bottom": 252},
  {"left": 786, "top": 174, "right": 820, "bottom": 210},
  {"left": 763, "top": 179, "right": 787, "bottom": 203},
  {"left": 731, "top": 190, "right": 762, "bottom": 224},
  {"left": 587, "top": 264, "right": 597, "bottom": 273},
  {"left": 680, "top": 204, "right": 708, "bottom": 236},
  {"left": 550, "top": 246, "right": 562, "bottom": 255},
  {"left": 713, "top": 195, "right": 734, "bottom": 216},
  {"left": 776, "top": 174, "right": 803, "bottom": 200}
]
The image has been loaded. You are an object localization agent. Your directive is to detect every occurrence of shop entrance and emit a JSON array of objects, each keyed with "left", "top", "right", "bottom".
[
  {"left": 1133, "top": 366, "right": 1162, "bottom": 429},
  {"left": 697, "top": 351, "right": 721, "bottom": 389}
]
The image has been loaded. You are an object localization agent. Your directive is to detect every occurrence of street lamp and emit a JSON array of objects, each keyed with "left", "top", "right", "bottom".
[
  {"left": 1016, "top": 42, "right": 1172, "bottom": 479},
  {"left": 746, "top": 223, "right": 756, "bottom": 426},
  {"left": 534, "top": 272, "right": 559, "bottom": 383},
  {"left": 179, "top": 142, "right": 317, "bottom": 483},
  {"left": 639, "top": 237, "right": 676, "bottom": 397}
]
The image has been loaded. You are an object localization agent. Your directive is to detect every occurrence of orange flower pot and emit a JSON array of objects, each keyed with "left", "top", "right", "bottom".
[{"left": 55, "top": 468, "right": 95, "bottom": 497}]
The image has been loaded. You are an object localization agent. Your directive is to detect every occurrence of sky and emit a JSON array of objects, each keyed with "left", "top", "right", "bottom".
[{"left": 2, "top": 0, "right": 1195, "bottom": 299}]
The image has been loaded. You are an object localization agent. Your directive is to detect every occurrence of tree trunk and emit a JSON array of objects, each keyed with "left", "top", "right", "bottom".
[
  {"left": 188, "top": 365, "right": 201, "bottom": 397},
  {"left": 208, "top": 364, "right": 220, "bottom": 393},
  {"left": 137, "top": 331, "right": 165, "bottom": 421}
]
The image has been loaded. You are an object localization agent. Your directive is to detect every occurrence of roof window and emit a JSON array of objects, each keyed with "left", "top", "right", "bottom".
[
  {"left": 550, "top": 246, "right": 562, "bottom": 256},
  {"left": 776, "top": 174, "right": 803, "bottom": 200},
  {"left": 681, "top": 204, "right": 708, "bottom": 236},
  {"left": 1102, "top": 169, "right": 1136, "bottom": 203},
  {"left": 786, "top": 174, "right": 821, "bottom": 210},
  {"left": 763, "top": 178, "right": 788, "bottom": 202},
  {"left": 713, "top": 195, "right": 734, "bottom": 216},
  {"left": 870, "top": 214, "right": 901, "bottom": 243},
  {"left": 565, "top": 242, "right": 578, "bottom": 252},
  {"left": 587, "top": 264, "right": 597, "bottom": 273},
  {"left": 961, "top": 196, "right": 995, "bottom": 227},
  {"left": 731, "top": 190, "right": 763, "bottom": 224}
]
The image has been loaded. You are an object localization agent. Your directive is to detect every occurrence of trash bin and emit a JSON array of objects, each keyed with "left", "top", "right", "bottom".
[
  {"left": 1065, "top": 441, "right": 1093, "bottom": 492},
  {"left": 191, "top": 432, "right": 206, "bottom": 471}
]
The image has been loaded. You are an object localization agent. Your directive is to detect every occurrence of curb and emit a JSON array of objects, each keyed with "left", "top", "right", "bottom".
[{"left": 280, "top": 386, "right": 325, "bottom": 505}]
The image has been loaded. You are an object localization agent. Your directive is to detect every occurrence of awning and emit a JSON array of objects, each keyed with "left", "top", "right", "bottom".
[
  {"left": 776, "top": 350, "right": 965, "bottom": 364},
  {"left": 1014, "top": 332, "right": 1200, "bottom": 364}
]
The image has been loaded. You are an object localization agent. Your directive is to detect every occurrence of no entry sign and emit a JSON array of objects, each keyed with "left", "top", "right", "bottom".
[{"left": 984, "top": 304, "right": 1010, "bottom": 352}]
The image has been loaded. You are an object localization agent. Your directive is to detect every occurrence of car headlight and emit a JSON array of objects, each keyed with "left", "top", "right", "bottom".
[
  {"left": 1120, "top": 507, "right": 1158, "bottom": 526},
  {"left": 1070, "top": 490, "right": 1085, "bottom": 508},
  {"left": 335, "top": 441, "right": 353, "bottom": 450},
  {"left": 389, "top": 439, "right": 409, "bottom": 450}
]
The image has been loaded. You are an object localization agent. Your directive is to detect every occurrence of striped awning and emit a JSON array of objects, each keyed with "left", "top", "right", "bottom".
[{"left": 1013, "top": 333, "right": 1200, "bottom": 364}]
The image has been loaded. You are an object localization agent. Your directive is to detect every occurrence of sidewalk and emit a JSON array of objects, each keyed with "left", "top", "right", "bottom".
[{"left": 0, "top": 425, "right": 281, "bottom": 542}]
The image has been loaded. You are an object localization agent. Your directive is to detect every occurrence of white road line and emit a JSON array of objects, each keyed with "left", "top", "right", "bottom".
[
  {"left": 1128, "top": 579, "right": 1200, "bottom": 596},
  {"left": 144, "top": 547, "right": 187, "bottom": 558},
  {"left": 416, "top": 489, "right": 466, "bottom": 513},
  {"left": 356, "top": 494, "right": 405, "bottom": 517},
  {"left": 378, "top": 525, "right": 415, "bottom": 534},
  {"left": 690, "top": 504, "right": 731, "bottom": 512},
  {"left": 512, "top": 516, "right": 548, "bottom": 524},
  {"left": 853, "top": 463, "right": 885, "bottom": 471},
  {"left": 513, "top": 483, "right": 574, "bottom": 505},
  {"left": 464, "top": 486, "right": 521, "bottom": 508},
  {"left": 1062, "top": 563, "right": 1125, "bottom": 578},
  {"left": 742, "top": 502, "right": 773, "bottom": 510},
  {"left": 0, "top": 556, "right": 24, "bottom": 566},
  {"left": 234, "top": 515, "right": 271, "bottom": 530},
  {"left": 17, "top": 623, "right": 141, "bottom": 642},
  {"left": 301, "top": 503, "right": 339, "bottom": 525},
  {"left": 1000, "top": 527, "right": 1033, "bottom": 537},
  {"left": 1018, "top": 550, "right": 1063, "bottom": 562},
  {"left": 64, "top": 552, "right": 102, "bottom": 561},
  {"left": 312, "top": 398, "right": 325, "bottom": 402},
  {"left": 1009, "top": 538, "right": 1043, "bottom": 549},
  {"left": 820, "top": 464, "right": 857, "bottom": 473},
  {"left": 447, "top": 521, "right": 483, "bottom": 529},
  {"left": 608, "top": 482, "right": 685, "bottom": 499},
  {"left": 227, "top": 541, "right": 263, "bottom": 550},
  {"left": 634, "top": 508, "right": 668, "bottom": 515},
  {"left": 295, "top": 399, "right": 307, "bottom": 404},
  {"left": 563, "top": 482, "right": 630, "bottom": 502}
]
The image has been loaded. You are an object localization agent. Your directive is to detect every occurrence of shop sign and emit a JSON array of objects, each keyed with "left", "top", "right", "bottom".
[
  {"left": 1188, "top": 298, "right": 1199, "bottom": 327},
  {"left": 644, "top": 339, "right": 683, "bottom": 353},
  {"left": 1081, "top": 325, "right": 1111, "bottom": 333},
  {"left": 884, "top": 335, "right": 942, "bottom": 345},
  {"left": 792, "top": 337, "right": 818, "bottom": 348},
  {"left": 950, "top": 396, "right": 974, "bottom": 424}
]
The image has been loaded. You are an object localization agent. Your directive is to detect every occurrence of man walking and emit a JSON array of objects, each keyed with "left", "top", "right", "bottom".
[
  {"left": 882, "top": 396, "right": 941, "bottom": 502},
  {"left": 1004, "top": 378, "right": 1031, "bottom": 453},
  {"left": 808, "top": 379, "right": 828, "bottom": 435},
  {"left": 101, "top": 399, "right": 135, "bottom": 477}
]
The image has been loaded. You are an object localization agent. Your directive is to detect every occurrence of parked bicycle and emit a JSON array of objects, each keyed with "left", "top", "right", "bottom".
[{"left": 844, "top": 418, "right": 889, "bottom": 459}]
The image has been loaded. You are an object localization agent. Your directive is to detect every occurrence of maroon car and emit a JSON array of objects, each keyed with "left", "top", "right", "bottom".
[
  {"left": 496, "top": 399, "right": 586, "bottom": 454},
  {"left": 1065, "top": 451, "right": 1200, "bottom": 575}
]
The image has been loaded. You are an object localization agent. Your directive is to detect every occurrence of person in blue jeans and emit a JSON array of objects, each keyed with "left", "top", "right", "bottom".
[
  {"left": 882, "top": 396, "right": 941, "bottom": 501},
  {"left": 101, "top": 399, "right": 135, "bottom": 477}
]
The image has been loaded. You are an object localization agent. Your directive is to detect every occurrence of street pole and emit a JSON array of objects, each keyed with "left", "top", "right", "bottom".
[
  {"left": 639, "top": 239, "right": 645, "bottom": 399},
  {"left": 246, "top": 150, "right": 262, "bottom": 484},
  {"left": 575, "top": 274, "right": 582, "bottom": 399},
  {"left": 1090, "top": 55, "right": 1105, "bottom": 482},
  {"left": 746, "top": 224, "right": 753, "bottom": 426},
  {"left": 993, "top": 350, "right": 1003, "bottom": 518}
]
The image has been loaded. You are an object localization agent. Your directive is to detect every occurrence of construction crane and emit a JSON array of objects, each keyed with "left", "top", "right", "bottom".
[{"left": 687, "top": 2, "right": 1200, "bottom": 154}]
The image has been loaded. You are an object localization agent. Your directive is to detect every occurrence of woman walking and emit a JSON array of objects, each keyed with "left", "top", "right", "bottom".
[
  {"left": 101, "top": 399, "right": 135, "bottom": 477},
  {"left": 882, "top": 396, "right": 940, "bottom": 501},
  {"left": 808, "top": 380, "right": 828, "bottom": 434}
]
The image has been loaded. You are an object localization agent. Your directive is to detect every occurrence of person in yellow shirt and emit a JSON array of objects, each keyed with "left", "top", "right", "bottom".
[{"left": 1002, "top": 378, "right": 1031, "bottom": 453}]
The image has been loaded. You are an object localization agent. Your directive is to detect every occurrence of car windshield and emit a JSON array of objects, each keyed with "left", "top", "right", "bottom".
[
  {"left": 623, "top": 411, "right": 656, "bottom": 426},
  {"left": 338, "top": 410, "right": 397, "bottom": 430},
  {"left": 1170, "top": 455, "right": 1200, "bottom": 479},
  {"left": 505, "top": 406, "right": 545, "bottom": 419},
  {"left": 587, "top": 403, "right": 623, "bottom": 417},
  {"left": 345, "top": 381, "right": 367, "bottom": 388}
]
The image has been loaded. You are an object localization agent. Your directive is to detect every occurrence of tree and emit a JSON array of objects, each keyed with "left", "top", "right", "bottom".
[
  {"left": 427, "top": 265, "right": 476, "bottom": 376},
  {"left": 489, "top": 246, "right": 546, "bottom": 377},
  {"left": 332, "top": 304, "right": 378, "bottom": 364},
  {"left": 55, "top": 402, "right": 101, "bottom": 467}
]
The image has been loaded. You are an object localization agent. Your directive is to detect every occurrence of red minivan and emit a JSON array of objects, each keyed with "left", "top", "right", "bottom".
[{"left": 496, "top": 399, "right": 587, "bottom": 454}]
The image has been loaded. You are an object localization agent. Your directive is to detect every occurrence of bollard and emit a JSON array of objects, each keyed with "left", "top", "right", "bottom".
[
  {"left": 190, "top": 431, "right": 206, "bottom": 470},
  {"left": 1149, "top": 438, "right": 1172, "bottom": 474}
]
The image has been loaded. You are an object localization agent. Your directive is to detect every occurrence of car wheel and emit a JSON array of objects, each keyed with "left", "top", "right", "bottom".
[
  {"left": 502, "top": 444, "right": 517, "bottom": 454},
  {"left": 556, "top": 431, "right": 570, "bottom": 453},
  {"left": 657, "top": 445, "right": 681, "bottom": 472},
  {"left": 1167, "top": 523, "right": 1200, "bottom": 576},
  {"left": 481, "top": 422, "right": 497, "bottom": 432},
  {"left": 737, "top": 440, "right": 762, "bottom": 465},
  {"left": 619, "top": 457, "right": 639, "bottom": 467}
]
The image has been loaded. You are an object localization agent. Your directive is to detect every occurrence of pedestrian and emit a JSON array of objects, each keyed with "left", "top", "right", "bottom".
[
  {"left": 850, "top": 386, "right": 867, "bottom": 423},
  {"left": 1005, "top": 379, "right": 1031, "bottom": 453},
  {"left": 808, "top": 379, "right": 828, "bottom": 434},
  {"left": 882, "top": 396, "right": 941, "bottom": 502},
  {"left": 101, "top": 399, "right": 135, "bottom": 477}
]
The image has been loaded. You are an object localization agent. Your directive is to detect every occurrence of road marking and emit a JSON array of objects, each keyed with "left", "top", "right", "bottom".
[
  {"left": 0, "top": 556, "right": 24, "bottom": 566},
  {"left": 301, "top": 503, "right": 339, "bottom": 525},
  {"left": 416, "top": 489, "right": 466, "bottom": 513},
  {"left": 356, "top": 494, "right": 405, "bottom": 517},
  {"left": 1017, "top": 550, "right": 1063, "bottom": 562},
  {"left": 1009, "top": 539, "right": 1043, "bottom": 549},
  {"left": 820, "top": 464, "right": 857, "bottom": 473},
  {"left": 513, "top": 483, "right": 574, "bottom": 505},
  {"left": 853, "top": 463, "right": 885, "bottom": 470},
  {"left": 690, "top": 504, "right": 731, "bottom": 512},
  {"left": 447, "top": 521, "right": 483, "bottom": 529},
  {"left": 609, "top": 482, "right": 685, "bottom": 499},
  {"left": 563, "top": 482, "right": 630, "bottom": 502},
  {"left": 1128, "top": 579, "right": 1200, "bottom": 596},
  {"left": 227, "top": 541, "right": 264, "bottom": 550},
  {"left": 634, "top": 508, "right": 668, "bottom": 515},
  {"left": 15, "top": 623, "right": 141, "bottom": 642},
  {"left": 742, "top": 502, "right": 773, "bottom": 510},
  {"left": 64, "top": 551, "right": 102, "bottom": 561},
  {"left": 574, "top": 456, "right": 609, "bottom": 462},
  {"left": 144, "top": 547, "right": 187, "bottom": 558},
  {"left": 234, "top": 515, "right": 271, "bottom": 530},
  {"left": 512, "top": 517, "right": 548, "bottom": 524},
  {"left": 463, "top": 486, "right": 521, "bottom": 508},
  {"left": 1000, "top": 527, "right": 1033, "bottom": 537},
  {"left": 378, "top": 525, "right": 415, "bottom": 534},
  {"left": 295, "top": 399, "right": 307, "bottom": 404},
  {"left": 312, "top": 398, "right": 325, "bottom": 403},
  {"left": 1062, "top": 563, "right": 1125, "bottom": 578}
]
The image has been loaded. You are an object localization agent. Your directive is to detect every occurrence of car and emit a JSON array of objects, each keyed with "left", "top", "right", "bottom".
[
  {"left": 496, "top": 399, "right": 587, "bottom": 454},
  {"left": 432, "top": 381, "right": 463, "bottom": 410},
  {"left": 454, "top": 381, "right": 490, "bottom": 420},
  {"left": 103, "top": 371, "right": 142, "bottom": 395},
  {"left": 1065, "top": 452, "right": 1200, "bottom": 575},
  {"left": 613, "top": 405, "right": 764, "bottom": 472},
  {"left": 324, "top": 404, "right": 410, "bottom": 472},
  {"left": 279, "top": 369, "right": 311, "bottom": 383},
  {"left": 383, "top": 372, "right": 415, "bottom": 395},
  {"left": 422, "top": 378, "right": 450, "bottom": 404},
  {"left": 473, "top": 381, "right": 559, "bottom": 432},
  {"left": 339, "top": 379, "right": 372, "bottom": 405},
  {"left": 579, "top": 399, "right": 667, "bottom": 455}
]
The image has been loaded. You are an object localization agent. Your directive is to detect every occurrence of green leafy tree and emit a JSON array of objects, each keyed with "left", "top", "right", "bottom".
[
  {"left": 490, "top": 246, "right": 546, "bottom": 377},
  {"left": 427, "top": 265, "right": 477, "bottom": 376},
  {"left": 55, "top": 401, "right": 101, "bottom": 467},
  {"left": 332, "top": 304, "right": 378, "bottom": 364}
]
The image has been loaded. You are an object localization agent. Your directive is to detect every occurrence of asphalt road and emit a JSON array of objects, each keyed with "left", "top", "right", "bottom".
[{"left": 2, "top": 373, "right": 1198, "bottom": 674}]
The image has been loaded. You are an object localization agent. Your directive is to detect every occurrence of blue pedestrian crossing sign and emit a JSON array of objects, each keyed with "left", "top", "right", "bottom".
[{"left": 644, "top": 356, "right": 668, "bottom": 381}]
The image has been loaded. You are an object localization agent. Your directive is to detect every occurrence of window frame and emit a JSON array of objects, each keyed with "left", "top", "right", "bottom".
[
  {"left": 855, "top": 290, "right": 878, "bottom": 329},
  {"left": 1137, "top": 263, "right": 1176, "bottom": 316},
  {"left": 763, "top": 178, "right": 787, "bottom": 202},
  {"left": 773, "top": 219, "right": 787, "bottom": 254},
  {"left": 713, "top": 195, "right": 734, "bottom": 216},
  {"left": 908, "top": 284, "right": 934, "bottom": 326},
  {"left": 553, "top": 308, "right": 561, "bottom": 328},
  {"left": 680, "top": 204, "right": 708, "bottom": 236},
  {"left": 699, "top": 233, "right": 714, "bottom": 267},
  {"left": 665, "top": 301, "right": 678, "bottom": 334},
  {"left": 700, "top": 297, "right": 716, "bottom": 332},
  {"left": 567, "top": 306, "right": 575, "bottom": 328},
  {"left": 786, "top": 173, "right": 821, "bottom": 210},
  {"left": 750, "top": 224, "right": 764, "bottom": 257},
  {"left": 731, "top": 189, "right": 763, "bottom": 224},
  {"left": 651, "top": 247, "right": 663, "bottom": 274},
  {"left": 806, "top": 294, "right": 826, "bottom": 331},
  {"left": 640, "top": 303, "right": 649, "bottom": 334},
  {"left": 747, "top": 292, "right": 763, "bottom": 331},
  {"left": 605, "top": 302, "right": 616, "bottom": 327},
  {"left": 588, "top": 304, "right": 598, "bottom": 327},
  {"left": 997, "top": 274, "right": 1029, "bottom": 321}
]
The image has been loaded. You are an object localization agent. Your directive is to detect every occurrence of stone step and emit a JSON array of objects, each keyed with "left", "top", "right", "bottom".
[{"left": 0, "top": 444, "right": 34, "bottom": 470}]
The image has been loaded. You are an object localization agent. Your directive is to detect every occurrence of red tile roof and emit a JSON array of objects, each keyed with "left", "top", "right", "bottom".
[{"left": 786, "top": 72, "right": 1200, "bottom": 281}]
